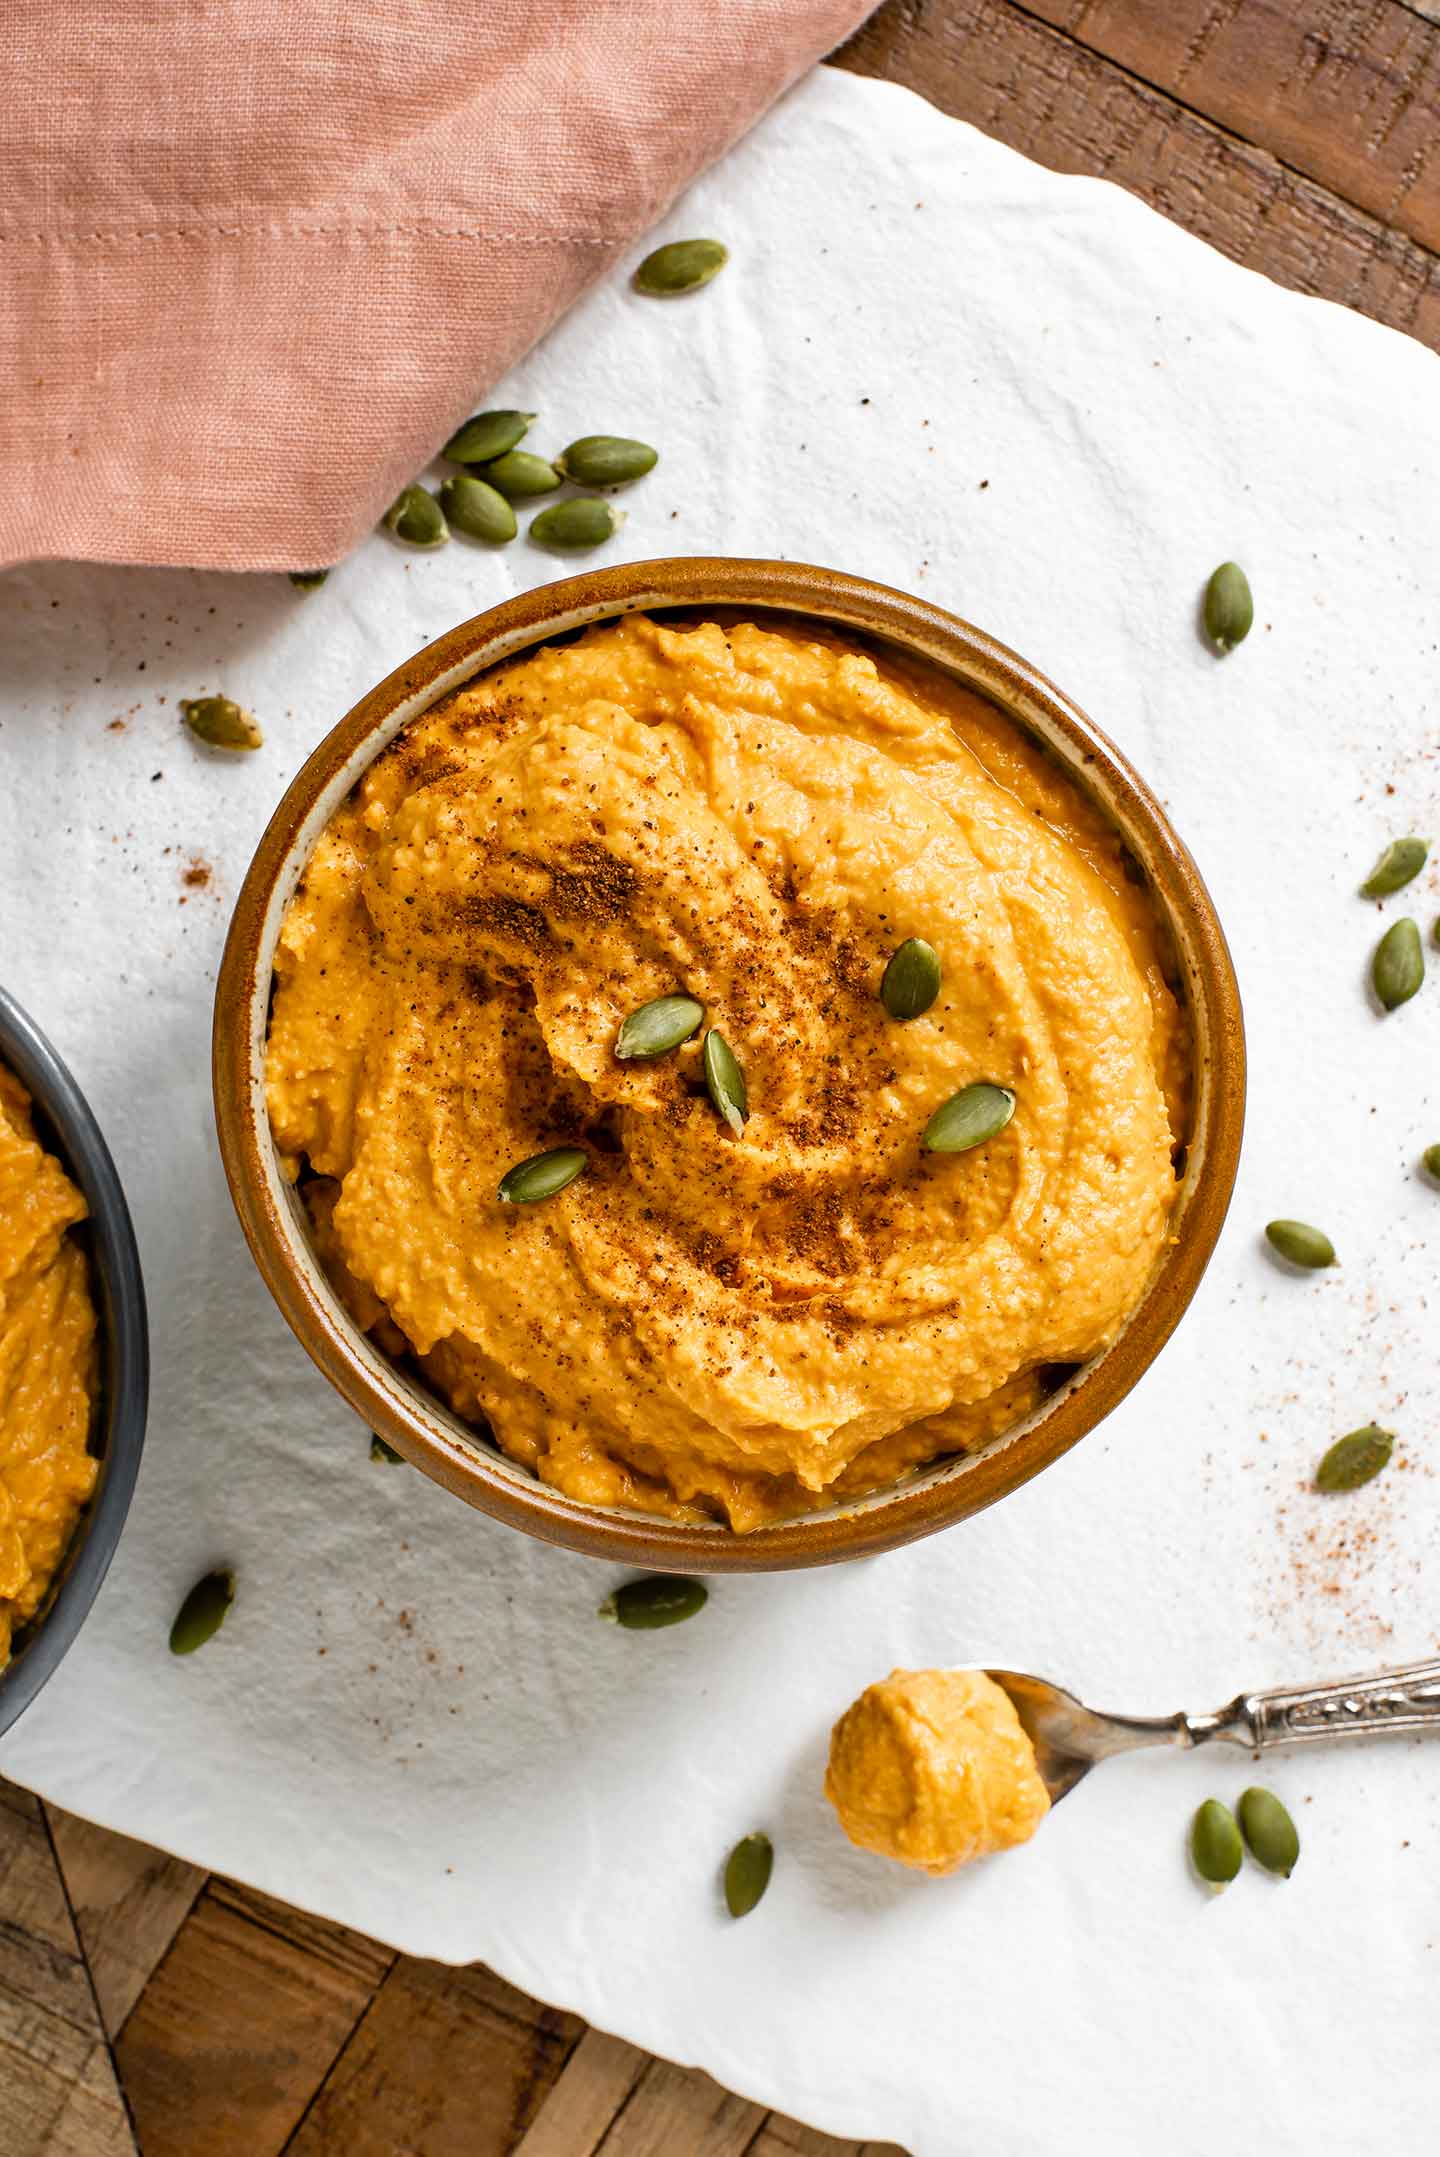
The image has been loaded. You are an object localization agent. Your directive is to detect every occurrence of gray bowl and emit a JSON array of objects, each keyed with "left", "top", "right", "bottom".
[{"left": 0, "top": 986, "right": 148, "bottom": 1738}]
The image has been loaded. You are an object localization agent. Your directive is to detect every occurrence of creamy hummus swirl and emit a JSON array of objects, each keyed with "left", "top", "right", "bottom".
[{"left": 267, "top": 614, "right": 1185, "bottom": 1529}]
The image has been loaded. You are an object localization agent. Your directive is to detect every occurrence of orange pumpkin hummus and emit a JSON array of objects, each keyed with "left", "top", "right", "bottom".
[
  {"left": 0, "top": 1062, "right": 99, "bottom": 1663},
  {"left": 266, "top": 613, "right": 1186, "bottom": 1529},
  {"left": 826, "top": 1667, "right": 1051, "bottom": 1873}
]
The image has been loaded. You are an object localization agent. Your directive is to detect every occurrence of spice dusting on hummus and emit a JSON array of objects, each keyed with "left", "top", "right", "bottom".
[
  {"left": 266, "top": 613, "right": 1187, "bottom": 1529},
  {"left": 825, "top": 1668, "right": 1051, "bottom": 1874},
  {"left": 0, "top": 1062, "right": 99, "bottom": 1664}
]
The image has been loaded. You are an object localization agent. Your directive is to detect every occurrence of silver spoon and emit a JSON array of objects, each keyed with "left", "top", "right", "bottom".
[{"left": 988, "top": 1654, "right": 1440, "bottom": 1804}]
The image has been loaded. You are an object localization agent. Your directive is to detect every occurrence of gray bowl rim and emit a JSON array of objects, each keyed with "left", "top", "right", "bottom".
[{"left": 0, "top": 984, "right": 149, "bottom": 1739}]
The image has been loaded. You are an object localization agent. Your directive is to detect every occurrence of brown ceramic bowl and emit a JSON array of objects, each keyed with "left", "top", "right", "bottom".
[{"left": 214, "top": 559, "right": 1244, "bottom": 1571}]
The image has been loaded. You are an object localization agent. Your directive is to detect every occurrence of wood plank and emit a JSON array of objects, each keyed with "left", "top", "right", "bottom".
[
  {"left": 45, "top": 1806, "right": 205, "bottom": 2039},
  {"left": 0, "top": 1781, "right": 135, "bottom": 2157},
  {"left": 29, "top": 2046, "right": 136, "bottom": 2157},
  {"left": 510, "top": 2026, "right": 649, "bottom": 2157},
  {"left": 747, "top": 2118, "right": 868, "bottom": 2157},
  {"left": 835, "top": 1, "right": 1440, "bottom": 351},
  {"left": 284, "top": 1955, "right": 583, "bottom": 2156},
  {"left": 750, "top": 2113, "right": 909, "bottom": 2157},
  {"left": 113, "top": 1878, "right": 392, "bottom": 2157},
  {"left": 1021, "top": 0, "right": 1440, "bottom": 251},
  {"left": 590, "top": 2057, "right": 766, "bottom": 2157}
]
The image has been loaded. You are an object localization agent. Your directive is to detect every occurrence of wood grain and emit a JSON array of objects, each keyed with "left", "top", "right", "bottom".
[
  {"left": 1022, "top": 0, "right": 1440, "bottom": 250},
  {"left": 835, "top": 0, "right": 1440, "bottom": 350},
  {"left": 588, "top": 2056, "right": 766, "bottom": 2156},
  {"left": 509, "top": 2028, "right": 649, "bottom": 2157},
  {"left": 46, "top": 1805, "right": 204, "bottom": 2038},
  {"left": 746, "top": 2116, "right": 868, "bottom": 2156},
  {"left": 750, "top": 2113, "right": 908, "bottom": 2157},
  {"left": 284, "top": 1957, "right": 582, "bottom": 2156},
  {"left": 113, "top": 1878, "right": 393, "bottom": 2157},
  {"left": 0, "top": 1782, "right": 134, "bottom": 2157}
]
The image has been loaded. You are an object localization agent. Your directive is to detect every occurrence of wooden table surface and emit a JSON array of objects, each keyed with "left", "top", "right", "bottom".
[{"left": 3, "top": 4, "right": 1437, "bottom": 2151}]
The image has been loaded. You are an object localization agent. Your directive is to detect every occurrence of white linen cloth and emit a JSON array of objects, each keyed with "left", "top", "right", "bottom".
[{"left": 3, "top": 67, "right": 1438, "bottom": 2157}]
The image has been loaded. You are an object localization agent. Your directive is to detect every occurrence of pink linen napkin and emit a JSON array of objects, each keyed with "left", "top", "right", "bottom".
[{"left": 0, "top": 1, "right": 870, "bottom": 574}]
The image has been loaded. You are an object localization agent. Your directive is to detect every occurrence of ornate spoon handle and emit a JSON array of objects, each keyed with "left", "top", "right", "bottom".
[{"left": 1186, "top": 1657, "right": 1440, "bottom": 1749}]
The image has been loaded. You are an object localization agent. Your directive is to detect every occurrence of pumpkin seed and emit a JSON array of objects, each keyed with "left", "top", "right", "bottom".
[
  {"left": 599, "top": 1575, "right": 708, "bottom": 1629},
  {"left": 1237, "top": 1786, "right": 1300, "bottom": 1877},
  {"left": 922, "top": 1081, "right": 1015, "bottom": 1154},
  {"left": 287, "top": 568, "right": 329, "bottom": 590},
  {"left": 1423, "top": 1144, "right": 1440, "bottom": 1181},
  {"left": 438, "top": 474, "right": 517, "bottom": 545},
  {"left": 443, "top": 408, "right": 535, "bottom": 464},
  {"left": 880, "top": 937, "right": 941, "bottom": 1020},
  {"left": 369, "top": 1434, "right": 404, "bottom": 1464},
  {"left": 723, "top": 1833, "right": 774, "bottom": 1919},
  {"left": 1203, "top": 561, "right": 1253, "bottom": 653},
  {"left": 169, "top": 1568, "right": 235, "bottom": 1655},
  {"left": 1372, "top": 917, "right": 1423, "bottom": 1009},
  {"left": 615, "top": 994, "right": 703, "bottom": 1061},
  {"left": 1190, "top": 1798, "right": 1242, "bottom": 1887},
  {"left": 383, "top": 483, "right": 448, "bottom": 549},
  {"left": 481, "top": 449, "right": 561, "bottom": 500},
  {"left": 1264, "top": 1219, "right": 1336, "bottom": 1270},
  {"left": 634, "top": 238, "right": 728, "bottom": 295},
  {"left": 703, "top": 1030, "right": 748, "bottom": 1135},
  {"left": 1360, "top": 836, "right": 1429, "bottom": 898},
  {"left": 557, "top": 436, "right": 658, "bottom": 488},
  {"left": 497, "top": 1147, "right": 587, "bottom": 1204},
  {"left": 181, "top": 695, "right": 262, "bottom": 751},
  {"left": 1315, "top": 1425, "right": 1393, "bottom": 1492},
  {"left": 529, "top": 497, "right": 622, "bottom": 550}
]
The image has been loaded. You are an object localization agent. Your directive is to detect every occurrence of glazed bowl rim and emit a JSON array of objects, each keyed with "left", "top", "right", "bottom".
[
  {"left": 0, "top": 983, "right": 149, "bottom": 1734},
  {"left": 212, "top": 556, "right": 1245, "bottom": 1571}
]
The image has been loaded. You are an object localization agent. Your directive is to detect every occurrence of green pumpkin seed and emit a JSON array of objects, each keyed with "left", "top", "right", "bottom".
[
  {"left": 288, "top": 568, "right": 329, "bottom": 590},
  {"left": 634, "top": 238, "right": 728, "bottom": 296},
  {"left": 169, "top": 1569, "right": 235, "bottom": 1655},
  {"left": 922, "top": 1081, "right": 1015, "bottom": 1154},
  {"left": 497, "top": 1147, "right": 587, "bottom": 1204},
  {"left": 1190, "top": 1798, "right": 1242, "bottom": 1887},
  {"left": 1315, "top": 1425, "right": 1393, "bottom": 1492},
  {"left": 703, "top": 1030, "right": 747, "bottom": 1135},
  {"left": 1360, "top": 836, "right": 1429, "bottom": 898},
  {"left": 1237, "top": 1786, "right": 1300, "bottom": 1877},
  {"left": 599, "top": 1575, "right": 708, "bottom": 1629},
  {"left": 1264, "top": 1219, "right": 1336, "bottom": 1270},
  {"left": 438, "top": 474, "right": 517, "bottom": 545},
  {"left": 181, "top": 695, "right": 262, "bottom": 751},
  {"left": 723, "top": 1833, "right": 774, "bottom": 1919},
  {"left": 529, "top": 497, "right": 622, "bottom": 550},
  {"left": 556, "top": 436, "right": 659, "bottom": 488},
  {"left": 1203, "top": 561, "right": 1253, "bottom": 654},
  {"left": 615, "top": 994, "right": 703, "bottom": 1061},
  {"left": 880, "top": 937, "right": 942, "bottom": 1021},
  {"left": 1423, "top": 1144, "right": 1440, "bottom": 1181},
  {"left": 383, "top": 483, "right": 448, "bottom": 549},
  {"left": 369, "top": 1433, "right": 404, "bottom": 1464},
  {"left": 481, "top": 449, "right": 561, "bottom": 500},
  {"left": 1372, "top": 917, "right": 1424, "bottom": 1010},
  {"left": 443, "top": 408, "right": 535, "bottom": 465}
]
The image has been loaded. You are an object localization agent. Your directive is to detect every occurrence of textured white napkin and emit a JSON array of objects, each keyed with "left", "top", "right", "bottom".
[{"left": 3, "top": 66, "right": 1438, "bottom": 2157}]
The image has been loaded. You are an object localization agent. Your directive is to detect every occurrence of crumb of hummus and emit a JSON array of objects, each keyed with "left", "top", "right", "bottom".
[
  {"left": 825, "top": 1667, "right": 1051, "bottom": 1874},
  {"left": 0, "top": 1061, "right": 99, "bottom": 1666},
  {"left": 266, "top": 613, "right": 1188, "bottom": 1530}
]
